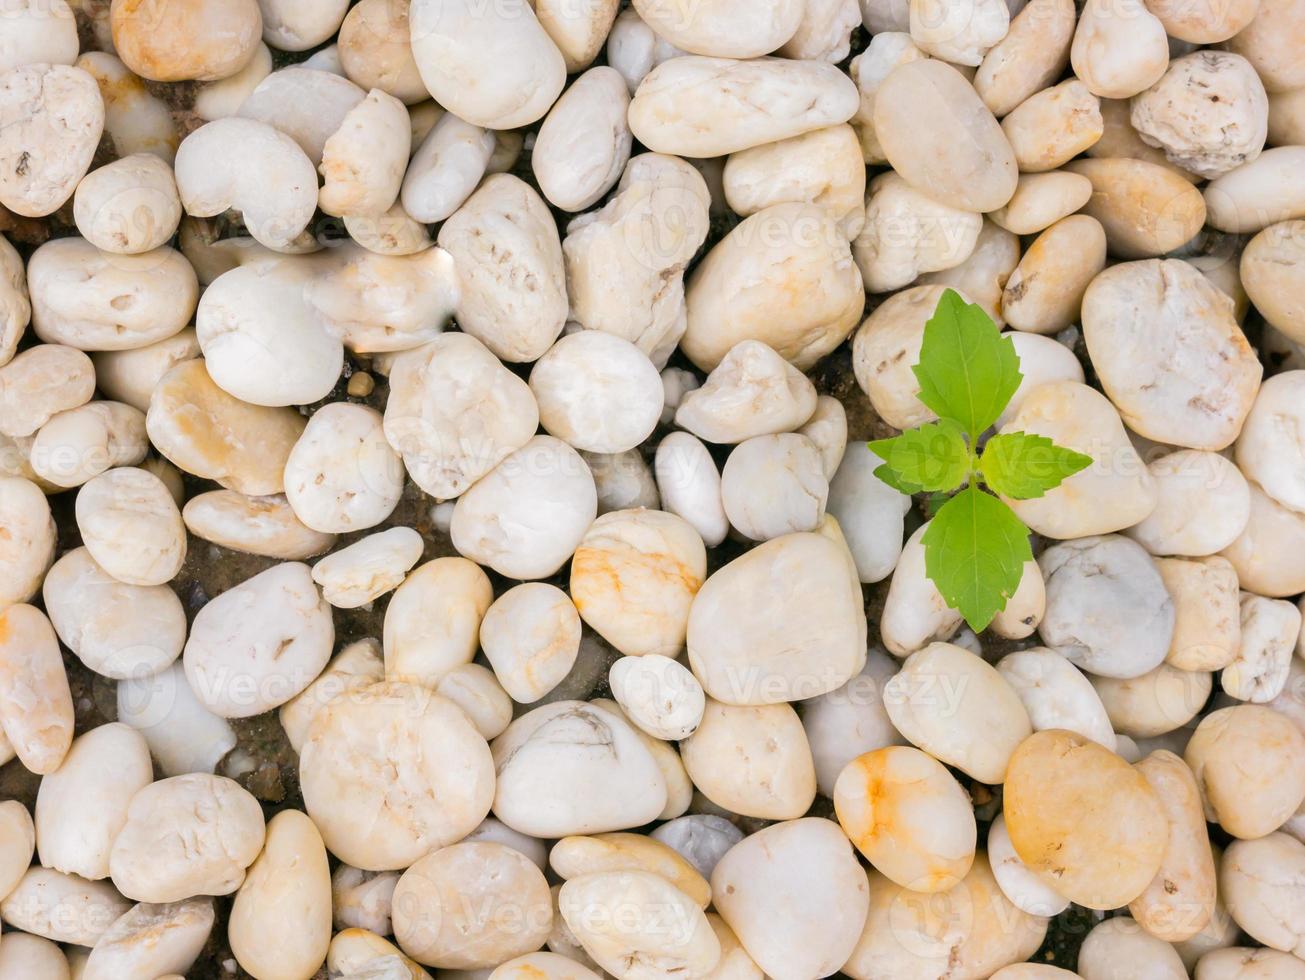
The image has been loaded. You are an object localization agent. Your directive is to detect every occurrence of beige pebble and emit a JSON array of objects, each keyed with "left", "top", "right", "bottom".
[
  {"left": 1221, "top": 481, "right": 1305, "bottom": 597},
  {"left": 0, "top": 933, "right": 70, "bottom": 979},
  {"left": 0, "top": 604, "right": 73, "bottom": 774},
  {"left": 629, "top": 56, "right": 857, "bottom": 157},
  {"left": 479, "top": 583, "right": 580, "bottom": 705},
  {"left": 713, "top": 818, "right": 869, "bottom": 980},
  {"left": 284, "top": 403, "right": 402, "bottom": 534},
  {"left": 0, "top": 344, "right": 94, "bottom": 440},
  {"left": 879, "top": 522, "right": 961, "bottom": 657},
  {"left": 0, "top": 799, "right": 34, "bottom": 901},
  {"left": 1128, "top": 451, "right": 1251, "bottom": 557},
  {"left": 1003, "top": 215, "right": 1106, "bottom": 334},
  {"left": 683, "top": 202, "right": 864, "bottom": 372},
  {"left": 1088, "top": 97, "right": 1200, "bottom": 179},
  {"left": 436, "top": 663, "right": 512, "bottom": 741},
  {"left": 851, "top": 283, "right": 954, "bottom": 429},
  {"left": 73, "top": 153, "right": 182, "bottom": 255},
  {"left": 918, "top": 220, "right": 1021, "bottom": 327},
  {"left": 278, "top": 638, "right": 384, "bottom": 754},
  {"left": 1223, "top": 592, "right": 1300, "bottom": 703},
  {"left": 534, "top": 67, "right": 632, "bottom": 213},
  {"left": 0, "top": 866, "right": 129, "bottom": 946},
  {"left": 1065, "top": 157, "right": 1207, "bottom": 257},
  {"left": 237, "top": 68, "right": 366, "bottom": 165},
  {"left": 109, "top": 773, "right": 266, "bottom": 902},
  {"left": 1195, "top": 947, "right": 1305, "bottom": 979},
  {"left": 988, "top": 813, "right": 1070, "bottom": 916},
  {"left": 1003, "top": 80, "right": 1103, "bottom": 173},
  {"left": 383, "top": 556, "right": 491, "bottom": 689},
  {"left": 318, "top": 89, "right": 410, "bottom": 219},
  {"left": 1004, "top": 729, "right": 1168, "bottom": 909},
  {"left": 550, "top": 833, "right": 710, "bottom": 908},
  {"left": 631, "top": 0, "right": 801, "bottom": 57},
  {"left": 332, "top": 865, "right": 399, "bottom": 936},
  {"left": 311, "top": 527, "right": 423, "bottom": 609},
  {"left": 29, "top": 400, "right": 147, "bottom": 490},
  {"left": 1203, "top": 147, "right": 1305, "bottom": 233},
  {"left": 909, "top": 0, "right": 1008, "bottom": 65},
  {"left": 0, "top": 65, "right": 103, "bottom": 217},
  {"left": 1156, "top": 556, "right": 1242, "bottom": 672},
  {"left": 1129, "top": 750, "right": 1217, "bottom": 943},
  {"left": 147, "top": 360, "right": 306, "bottom": 496},
  {"left": 1185, "top": 704, "right": 1305, "bottom": 838},
  {"left": 337, "top": 0, "right": 427, "bottom": 104},
  {"left": 83, "top": 897, "right": 215, "bottom": 980},
  {"left": 847, "top": 32, "right": 928, "bottom": 163},
  {"left": 1268, "top": 87, "right": 1305, "bottom": 145},
  {"left": 35, "top": 723, "right": 152, "bottom": 881},
  {"left": 229, "top": 810, "right": 332, "bottom": 980},
  {"left": 1220, "top": 833, "right": 1305, "bottom": 958},
  {"left": 681, "top": 699, "right": 815, "bottom": 819},
  {"left": 535, "top": 0, "right": 620, "bottom": 71},
  {"left": 1225, "top": 0, "right": 1305, "bottom": 93},
  {"left": 75, "top": 466, "right": 185, "bottom": 586},
  {"left": 873, "top": 59, "right": 1018, "bottom": 212},
  {"left": 1091, "top": 662, "right": 1210, "bottom": 737},
  {"left": 110, "top": 0, "right": 262, "bottom": 81},
  {"left": 996, "top": 647, "right": 1115, "bottom": 748},
  {"left": 116, "top": 662, "right": 237, "bottom": 778},
  {"left": 92, "top": 329, "right": 201, "bottom": 415},
  {"left": 675, "top": 340, "right": 816, "bottom": 444},
  {"left": 327, "top": 928, "right": 430, "bottom": 980},
  {"left": 1241, "top": 220, "right": 1305, "bottom": 342},
  {"left": 990, "top": 171, "right": 1094, "bottom": 235},
  {"left": 1143, "top": 0, "right": 1259, "bottom": 41},
  {"left": 1077, "top": 918, "right": 1187, "bottom": 980},
  {"left": 1071, "top": 0, "right": 1169, "bottom": 99},
  {"left": 301, "top": 681, "right": 494, "bottom": 871},
  {"left": 975, "top": 0, "right": 1076, "bottom": 117},
  {"left": 75, "top": 51, "right": 178, "bottom": 164},
  {"left": 182, "top": 490, "right": 336, "bottom": 560}
]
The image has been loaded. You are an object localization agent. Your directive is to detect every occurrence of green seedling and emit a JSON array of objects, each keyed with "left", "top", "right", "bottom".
[{"left": 869, "top": 289, "right": 1092, "bottom": 631}]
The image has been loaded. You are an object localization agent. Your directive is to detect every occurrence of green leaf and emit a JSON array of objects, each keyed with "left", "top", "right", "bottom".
[
  {"left": 873, "top": 463, "right": 925, "bottom": 495},
  {"left": 913, "top": 289, "right": 1023, "bottom": 440},
  {"left": 867, "top": 420, "right": 970, "bottom": 494},
  {"left": 922, "top": 485, "right": 1032, "bottom": 632},
  {"left": 980, "top": 432, "right": 1094, "bottom": 500}
]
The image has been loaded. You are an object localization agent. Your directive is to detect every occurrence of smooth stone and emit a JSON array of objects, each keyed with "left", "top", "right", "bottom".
[
  {"left": 1242, "top": 220, "right": 1305, "bottom": 342},
  {"left": 853, "top": 171, "right": 981, "bottom": 293},
  {"left": 0, "top": 604, "right": 73, "bottom": 774},
  {"left": 988, "top": 813, "right": 1071, "bottom": 917},
  {"left": 655, "top": 432, "right": 729, "bottom": 549},
  {"left": 117, "top": 662, "right": 238, "bottom": 777},
  {"left": 996, "top": 647, "right": 1116, "bottom": 748},
  {"left": 480, "top": 583, "right": 581, "bottom": 704},
  {"left": 1077, "top": 918, "right": 1188, "bottom": 980},
  {"left": 0, "top": 345, "right": 94, "bottom": 438},
  {"left": 675, "top": 340, "right": 817, "bottom": 444},
  {"left": 278, "top": 639, "right": 385, "bottom": 754},
  {"left": 182, "top": 490, "right": 336, "bottom": 560},
  {"left": 1221, "top": 480, "right": 1305, "bottom": 597},
  {"left": 1003, "top": 215, "right": 1106, "bottom": 334},
  {"left": 1223, "top": 593, "right": 1300, "bottom": 703},
  {"left": 1155, "top": 556, "right": 1242, "bottom": 672},
  {"left": 75, "top": 466, "right": 185, "bottom": 586},
  {"left": 111, "top": 0, "right": 262, "bottom": 81},
  {"left": 92, "top": 329, "right": 201, "bottom": 414},
  {"left": 1220, "top": 834, "right": 1305, "bottom": 958},
  {"left": 975, "top": 0, "right": 1077, "bottom": 116},
  {"left": 1225, "top": 0, "right": 1305, "bottom": 92},
  {"left": 0, "top": 65, "right": 103, "bottom": 217},
  {"left": 534, "top": 67, "right": 632, "bottom": 212},
  {"left": 879, "top": 522, "right": 962, "bottom": 657},
  {"left": 0, "top": 477, "right": 56, "bottom": 606},
  {"left": 82, "top": 897, "right": 215, "bottom": 980},
  {"left": 826, "top": 442, "right": 911, "bottom": 584},
  {"left": 1064, "top": 158, "right": 1207, "bottom": 257},
  {"left": 0, "top": 867, "right": 129, "bottom": 946},
  {"left": 990, "top": 171, "right": 1094, "bottom": 235},
  {"left": 1128, "top": 451, "right": 1251, "bottom": 557},
  {"left": 1091, "top": 662, "right": 1211, "bottom": 737},
  {"left": 1070, "top": 0, "right": 1169, "bottom": 99},
  {"left": 311, "top": 527, "right": 424, "bottom": 609},
  {"left": 721, "top": 434, "right": 828, "bottom": 541}
]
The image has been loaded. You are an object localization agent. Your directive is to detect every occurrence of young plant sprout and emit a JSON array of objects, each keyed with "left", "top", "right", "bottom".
[{"left": 869, "top": 289, "right": 1093, "bottom": 631}]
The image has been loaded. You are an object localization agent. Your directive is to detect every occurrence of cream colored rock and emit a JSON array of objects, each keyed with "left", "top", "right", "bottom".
[
  {"left": 337, "top": 0, "right": 427, "bottom": 104},
  {"left": 491, "top": 701, "right": 667, "bottom": 837},
  {"left": 0, "top": 867, "right": 129, "bottom": 945},
  {"left": 228, "top": 809, "right": 331, "bottom": 980},
  {"left": 531, "top": 332, "right": 662, "bottom": 454},
  {"left": 1226, "top": 0, "right": 1305, "bottom": 92},
  {"left": 393, "top": 842, "right": 551, "bottom": 969},
  {"left": 91, "top": 329, "right": 200, "bottom": 414},
  {"left": 844, "top": 855, "right": 1048, "bottom": 980},
  {"left": 0, "top": 933, "right": 69, "bottom": 979},
  {"left": 1128, "top": 451, "right": 1251, "bottom": 557},
  {"left": 1003, "top": 215, "right": 1106, "bottom": 334},
  {"left": 383, "top": 557, "right": 491, "bottom": 688},
  {"left": 551, "top": 833, "right": 711, "bottom": 908},
  {"left": 174, "top": 117, "right": 317, "bottom": 249},
  {"left": 584, "top": 449, "right": 660, "bottom": 514},
  {"left": 1221, "top": 480, "right": 1305, "bottom": 596},
  {"left": 919, "top": 221, "right": 1021, "bottom": 328},
  {"left": 28, "top": 238, "right": 196, "bottom": 352},
  {"left": 451, "top": 436, "right": 597, "bottom": 580},
  {"left": 408, "top": 0, "right": 564, "bottom": 128},
  {"left": 631, "top": 0, "right": 801, "bottom": 57},
  {"left": 183, "top": 562, "right": 333, "bottom": 718},
  {"left": 853, "top": 172, "right": 981, "bottom": 294},
  {"left": 683, "top": 202, "right": 863, "bottom": 372},
  {"left": 998, "top": 334, "right": 1084, "bottom": 431},
  {"left": 851, "top": 284, "right": 957, "bottom": 430},
  {"left": 0, "top": 65, "right": 103, "bottom": 217},
  {"left": 535, "top": 0, "right": 619, "bottom": 71},
  {"left": 1237, "top": 373, "right": 1305, "bottom": 515},
  {"left": 28, "top": 400, "right": 147, "bottom": 489},
  {"left": 1196, "top": 947, "right": 1305, "bottom": 979},
  {"left": 257, "top": 0, "right": 347, "bottom": 49},
  {"left": 1092, "top": 660, "right": 1211, "bottom": 737},
  {"left": 534, "top": 68, "right": 631, "bottom": 213},
  {"left": 83, "top": 898, "right": 215, "bottom": 980},
  {"left": 193, "top": 42, "right": 272, "bottom": 120},
  {"left": 1204, "top": 148, "right": 1305, "bottom": 233},
  {"left": 278, "top": 639, "right": 384, "bottom": 754},
  {"left": 724, "top": 126, "right": 865, "bottom": 239},
  {"left": 110, "top": 0, "right": 260, "bottom": 81},
  {"left": 604, "top": 8, "right": 684, "bottom": 93},
  {"left": 675, "top": 341, "right": 816, "bottom": 444},
  {"left": 996, "top": 648, "right": 1115, "bottom": 748},
  {"left": 571, "top": 509, "right": 705, "bottom": 659},
  {"left": 182, "top": 490, "right": 335, "bottom": 560},
  {"left": 1040, "top": 535, "right": 1174, "bottom": 679},
  {"left": 117, "top": 662, "right": 237, "bottom": 777},
  {"left": 1154, "top": 556, "right": 1241, "bottom": 673},
  {"left": 327, "top": 928, "right": 430, "bottom": 980},
  {"left": 382, "top": 333, "right": 536, "bottom": 500},
  {"left": 1220, "top": 834, "right": 1305, "bottom": 957},
  {"left": 75, "top": 51, "right": 178, "bottom": 163},
  {"left": 109, "top": 773, "right": 265, "bottom": 902},
  {"left": 301, "top": 681, "right": 494, "bottom": 870},
  {"left": 1004, "top": 729, "right": 1168, "bottom": 908},
  {"left": 1186, "top": 704, "right": 1305, "bottom": 837},
  {"left": 847, "top": 32, "right": 928, "bottom": 163},
  {"left": 802, "top": 651, "right": 906, "bottom": 797},
  {"left": 1071, "top": 0, "right": 1169, "bottom": 99},
  {"left": 885, "top": 642, "right": 1032, "bottom": 783},
  {"left": 797, "top": 395, "right": 848, "bottom": 480},
  {"left": 1129, "top": 750, "right": 1217, "bottom": 942},
  {"left": 712, "top": 818, "right": 868, "bottom": 980},
  {"left": 1242, "top": 221, "right": 1305, "bottom": 342},
  {"left": 400, "top": 112, "right": 493, "bottom": 224},
  {"left": 75, "top": 466, "right": 184, "bottom": 586},
  {"left": 1084, "top": 259, "right": 1260, "bottom": 449},
  {"left": 1001, "top": 381, "right": 1157, "bottom": 538},
  {"left": 0, "top": 234, "right": 28, "bottom": 368},
  {"left": 1224, "top": 593, "right": 1300, "bottom": 703},
  {"left": 344, "top": 202, "right": 433, "bottom": 257},
  {"left": 835, "top": 746, "right": 976, "bottom": 892},
  {"left": 721, "top": 434, "right": 827, "bottom": 541},
  {"left": 0, "top": 604, "right": 73, "bottom": 773},
  {"left": 437, "top": 174, "right": 567, "bottom": 363},
  {"left": 311, "top": 528, "right": 422, "bottom": 610},
  {"left": 629, "top": 56, "right": 857, "bottom": 158},
  {"left": 0, "top": 0, "right": 78, "bottom": 71},
  {"left": 688, "top": 531, "right": 866, "bottom": 704},
  {"left": 874, "top": 59, "right": 1018, "bottom": 212},
  {"left": 332, "top": 865, "right": 399, "bottom": 936},
  {"left": 988, "top": 813, "right": 1070, "bottom": 916},
  {"left": 782, "top": 0, "right": 860, "bottom": 61},
  {"left": 1078, "top": 918, "right": 1187, "bottom": 980},
  {"left": 990, "top": 171, "right": 1093, "bottom": 235},
  {"left": 0, "top": 799, "right": 34, "bottom": 901},
  {"left": 879, "top": 522, "right": 962, "bottom": 657},
  {"left": 479, "top": 583, "right": 580, "bottom": 704},
  {"left": 319, "top": 89, "right": 409, "bottom": 218},
  {"left": 909, "top": 0, "right": 1008, "bottom": 65},
  {"left": 73, "top": 154, "right": 181, "bottom": 255},
  {"left": 237, "top": 67, "right": 365, "bottom": 165},
  {"left": 975, "top": 0, "right": 1076, "bottom": 116},
  {"left": 0, "top": 344, "right": 94, "bottom": 439},
  {"left": 1144, "top": 0, "right": 1259, "bottom": 40},
  {"left": 1003, "top": 80, "right": 1103, "bottom": 172},
  {"left": 35, "top": 724, "right": 152, "bottom": 881},
  {"left": 1065, "top": 158, "right": 1207, "bottom": 257},
  {"left": 437, "top": 663, "right": 512, "bottom": 742},
  {"left": 283, "top": 403, "right": 401, "bottom": 533},
  {"left": 1132, "top": 52, "right": 1268, "bottom": 180},
  {"left": 1089, "top": 97, "right": 1200, "bottom": 178},
  {"left": 651, "top": 816, "right": 744, "bottom": 880},
  {"left": 655, "top": 432, "right": 728, "bottom": 548},
  {"left": 563, "top": 154, "right": 709, "bottom": 368},
  {"left": 596, "top": 698, "right": 692, "bottom": 823}
]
